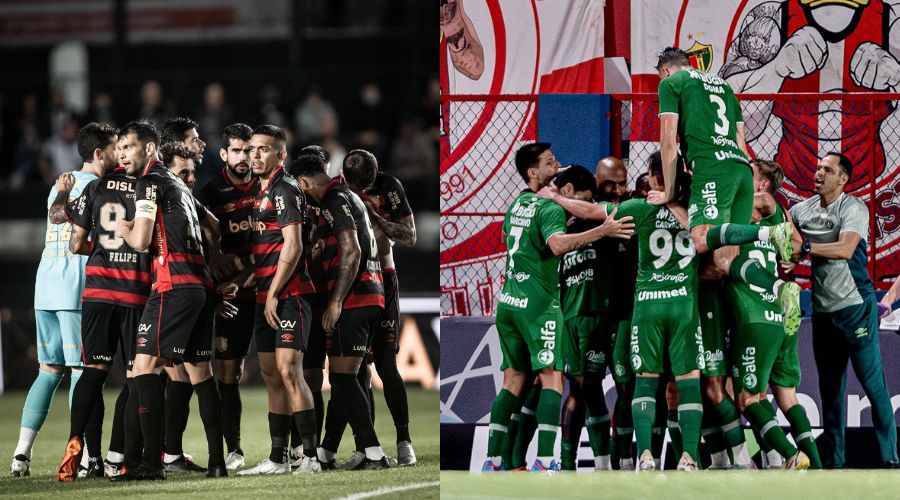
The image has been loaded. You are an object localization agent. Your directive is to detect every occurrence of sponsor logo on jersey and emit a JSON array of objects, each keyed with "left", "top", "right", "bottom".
[
  {"left": 228, "top": 215, "right": 254, "bottom": 233},
  {"left": 714, "top": 150, "right": 748, "bottom": 163},
  {"left": 562, "top": 248, "right": 596, "bottom": 272},
  {"left": 538, "top": 349, "right": 554, "bottom": 365},
  {"left": 281, "top": 333, "right": 294, "bottom": 343},
  {"left": 615, "top": 363, "right": 626, "bottom": 377},
  {"left": 275, "top": 195, "right": 285, "bottom": 213},
  {"left": 173, "top": 347, "right": 185, "bottom": 354},
  {"left": 388, "top": 191, "right": 401, "bottom": 210},
  {"left": 198, "top": 349, "right": 211, "bottom": 357},
  {"left": 704, "top": 349, "right": 724, "bottom": 370},
  {"left": 380, "top": 319, "right": 397, "bottom": 330},
  {"left": 92, "top": 354, "right": 113, "bottom": 362},
  {"left": 631, "top": 354, "right": 642, "bottom": 370},
  {"left": 649, "top": 272, "right": 689, "bottom": 283},
  {"left": 252, "top": 220, "right": 267, "bottom": 233},
  {"left": 710, "top": 135, "right": 739, "bottom": 150},
  {"left": 506, "top": 270, "right": 531, "bottom": 283},
  {"left": 636, "top": 286, "right": 689, "bottom": 301},
  {"left": 137, "top": 337, "right": 148, "bottom": 347},
  {"left": 764, "top": 310, "right": 783, "bottom": 323},
  {"left": 741, "top": 346, "right": 757, "bottom": 389},
  {"left": 498, "top": 292, "right": 528, "bottom": 309},
  {"left": 106, "top": 180, "right": 135, "bottom": 192},
  {"left": 564, "top": 268, "right": 593, "bottom": 287},
  {"left": 586, "top": 349, "right": 605, "bottom": 365},
  {"left": 138, "top": 323, "right": 152, "bottom": 333},
  {"left": 704, "top": 205, "right": 719, "bottom": 220},
  {"left": 540, "top": 320, "right": 556, "bottom": 352},
  {"left": 855, "top": 327, "right": 867, "bottom": 338},
  {"left": 687, "top": 68, "right": 725, "bottom": 86}
]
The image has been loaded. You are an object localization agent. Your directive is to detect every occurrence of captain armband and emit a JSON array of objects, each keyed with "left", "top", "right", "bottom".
[{"left": 135, "top": 199, "right": 158, "bottom": 220}]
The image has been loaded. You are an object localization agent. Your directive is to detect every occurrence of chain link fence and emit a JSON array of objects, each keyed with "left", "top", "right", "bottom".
[{"left": 441, "top": 93, "right": 900, "bottom": 316}]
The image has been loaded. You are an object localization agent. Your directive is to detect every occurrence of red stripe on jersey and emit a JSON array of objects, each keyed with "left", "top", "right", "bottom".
[
  {"left": 344, "top": 293, "right": 385, "bottom": 309},
  {"left": 154, "top": 208, "right": 173, "bottom": 293},
  {"left": 169, "top": 252, "right": 206, "bottom": 264},
  {"left": 85, "top": 265, "right": 151, "bottom": 283},
  {"left": 326, "top": 272, "right": 383, "bottom": 289},
  {"left": 211, "top": 196, "right": 257, "bottom": 214},
  {"left": 252, "top": 243, "right": 284, "bottom": 255},
  {"left": 255, "top": 280, "right": 316, "bottom": 303},
  {"left": 255, "top": 265, "right": 278, "bottom": 278},
  {"left": 82, "top": 288, "right": 149, "bottom": 305}
]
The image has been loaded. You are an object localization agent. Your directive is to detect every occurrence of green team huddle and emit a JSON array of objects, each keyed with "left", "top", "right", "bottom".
[{"left": 483, "top": 46, "right": 818, "bottom": 474}]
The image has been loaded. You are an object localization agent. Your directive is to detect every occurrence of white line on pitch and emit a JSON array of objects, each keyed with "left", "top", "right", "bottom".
[{"left": 335, "top": 480, "right": 440, "bottom": 500}]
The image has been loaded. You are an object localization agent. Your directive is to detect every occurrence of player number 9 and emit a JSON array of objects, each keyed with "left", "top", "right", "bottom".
[
  {"left": 99, "top": 202, "right": 127, "bottom": 250},
  {"left": 649, "top": 229, "right": 694, "bottom": 269}
]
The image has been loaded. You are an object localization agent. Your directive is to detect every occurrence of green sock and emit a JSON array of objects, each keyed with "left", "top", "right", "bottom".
[
  {"left": 744, "top": 401, "right": 797, "bottom": 459},
  {"left": 730, "top": 252, "right": 780, "bottom": 295},
  {"left": 631, "top": 377, "right": 659, "bottom": 457},
  {"left": 487, "top": 389, "right": 519, "bottom": 460},
  {"left": 676, "top": 378, "right": 703, "bottom": 462},
  {"left": 667, "top": 409, "right": 683, "bottom": 459},
  {"left": 785, "top": 404, "right": 822, "bottom": 469},
  {"left": 714, "top": 398, "right": 745, "bottom": 449},
  {"left": 512, "top": 386, "right": 540, "bottom": 468},
  {"left": 706, "top": 223, "right": 766, "bottom": 250},
  {"left": 586, "top": 413, "right": 612, "bottom": 458},
  {"left": 560, "top": 440, "right": 577, "bottom": 470},
  {"left": 651, "top": 388, "right": 667, "bottom": 459},
  {"left": 501, "top": 413, "right": 520, "bottom": 466},
  {"left": 536, "top": 389, "right": 562, "bottom": 460}
]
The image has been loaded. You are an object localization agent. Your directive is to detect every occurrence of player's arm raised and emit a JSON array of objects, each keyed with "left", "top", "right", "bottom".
[
  {"left": 536, "top": 186, "right": 608, "bottom": 220},
  {"left": 367, "top": 207, "right": 416, "bottom": 246},
  {"left": 48, "top": 173, "right": 75, "bottom": 224},
  {"left": 659, "top": 113, "right": 679, "bottom": 204}
]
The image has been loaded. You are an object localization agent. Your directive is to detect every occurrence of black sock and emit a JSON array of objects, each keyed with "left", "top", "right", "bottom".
[
  {"left": 194, "top": 378, "right": 225, "bottom": 467},
  {"left": 135, "top": 374, "right": 165, "bottom": 468},
  {"left": 294, "top": 409, "right": 319, "bottom": 458},
  {"left": 267, "top": 412, "right": 291, "bottom": 463},
  {"left": 312, "top": 390, "right": 324, "bottom": 438},
  {"left": 109, "top": 382, "right": 129, "bottom": 456},
  {"left": 124, "top": 378, "right": 143, "bottom": 468},
  {"left": 320, "top": 398, "right": 344, "bottom": 454},
  {"left": 68, "top": 367, "right": 107, "bottom": 440},
  {"left": 164, "top": 380, "right": 193, "bottom": 457},
  {"left": 290, "top": 418, "right": 301, "bottom": 450},
  {"left": 357, "top": 364, "right": 374, "bottom": 424},
  {"left": 331, "top": 373, "right": 379, "bottom": 450},
  {"left": 375, "top": 355, "right": 410, "bottom": 443},
  {"left": 217, "top": 380, "right": 242, "bottom": 453},
  {"left": 85, "top": 394, "right": 105, "bottom": 459}
]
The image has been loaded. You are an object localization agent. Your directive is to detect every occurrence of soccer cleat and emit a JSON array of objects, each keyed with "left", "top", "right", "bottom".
[
  {"left": 785, "top": 451, "right": 810, "bottom": 471},
  {"left": 397, "top": 441, "right": 417, "bottom": 467},
  {"left": 290, "top": 446, "right": 303, "bottom": 463},
  {"left": 530, "top": 458, "right": 560, "bottom": 473},
  {"left": 353, "top": 456, "right": 391, "bottom": 470},
  {"left": 619, "top": 458, "right": 634, "bottom": 471},
  {"left": 319, "top": 459, "right": 337, "bottom": 471},
  {"left": 104, "top": 460, "right": 126, "bottom": 478},
  {"left": 510, "top": 465, "right": 528, "bottom": 472},
  {"left": 57, "top": 436, "right": 84, "bottom": 482},
  {"left": 293, "top": 456, "right": 322, "bottom": 474},
  {"left": 637, "top": 450, "right": 656, "bottom": 471},
  {"left": 481, "top": 459, "right": 504, "bottom": 472},
  {"left": 341, "top": 451, "right": 366, "bottom": 470},
  {"left": 236, "top": 459, "right": 290, "bottom": 475},
  {"left": 163, "top": 455, "right": 207, "bottom": 473},
  {"left": 779, "top": 281, "right": 802, "bottom": 336},
  {"left": 769, "top": 222, "right": 795, "bottom": 262},
  {"left": 10, "top": 455, "right": 30, "bottom": 477},
  {"left": 206, "top": 464, "right": 228, "bottom": 478},
  {"left": 79, "top": 458, "right": 104, "bottom": 478},
  {"left": 676, "top": 452, "right": 698, "bottom": 472},
  {"left": 109, "top": 464, "right": 165, "bottom": 482},
  {"left": 225, "top": 451, "right": 245, "bottom": 470}
]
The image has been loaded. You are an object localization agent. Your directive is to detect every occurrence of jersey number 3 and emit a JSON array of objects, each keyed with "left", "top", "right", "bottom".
[{"left": 708, "top": 95, "right": 729, "bottom": 136}]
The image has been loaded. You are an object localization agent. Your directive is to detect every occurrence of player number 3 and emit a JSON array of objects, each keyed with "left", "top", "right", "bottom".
[{"left": 709, "top": 94, "right": 730, "bottom": 136}]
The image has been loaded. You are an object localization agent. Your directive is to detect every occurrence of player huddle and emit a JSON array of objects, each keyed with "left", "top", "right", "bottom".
[
  {"left": 482, "top": 47, "right": 840, "bottom": 473},
  {"left": 12, "top": 116, "right": 418, "bottom": 481}
]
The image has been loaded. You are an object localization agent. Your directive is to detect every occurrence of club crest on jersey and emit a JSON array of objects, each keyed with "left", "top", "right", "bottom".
[
  {"left": 538, "top": 349, "right": 554, "bottom": 365},
  {"left": 216, "top": 336, "right": 228, "bottom": 352}
]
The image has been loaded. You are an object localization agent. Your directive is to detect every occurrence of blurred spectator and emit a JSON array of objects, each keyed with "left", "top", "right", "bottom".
[
  {"left": 389, "top": 116, "right": 436, "bottom": 210},
  {"left": 48, "top": 86, "right": 75, "bottom": 139},
  {"left": 419, "top": 77, "right": 440, "bottom": 141},
  {"left": 9, "top": 95, "right": 43, "bottom": 190},
  {"left": 347, "top": 82, "right": 390, "bottom": 159},
  {"left": 89, "top": 92, "right": 116, "bottom": 127},
  {"left": 139, "top": 80, "right": 168, "bottom": 130},
  {"left": 257, "top": 84, "right": 287, "bottom": 127},
  {"left": 322, "top": 136, "right": 346, "bottom": 178},
  {"left": 38, "top": 117, "right": 81, "bottom": 185},
  {"left": 294, "top": 87, "right": 339, "bottom": 143},
  {"left": 196, "top": 82, "right": 233, "bottom": 163}
]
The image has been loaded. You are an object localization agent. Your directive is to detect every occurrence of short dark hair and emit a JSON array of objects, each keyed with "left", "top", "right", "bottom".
[
  {"left": 826, "top": 151, "right": 853, "bottom": 180},
  {"left": 289, "top": 152, "right": 327, "bottom": 178},
  {"left": 222, "top": 122, "right": 252, "bottom": 146},
  {"left": 119, "top": 120, "right": 160, "bottom": 148},
  {"left": 161, "top": 116, "right": 199, "bottom": 145},
  {"left": 160, "top": 142, "right": 198, "bottom": 167},
  {"left": 551, "top": 164, "right": 596, "bottom": 198},
  {"left": 647, "top": 150, "right": 686, "bottom": 177},
  {"left": 251, "top": 124, "right": 286, "bottom": 150},
  {"left": 300, "top": 144, "right": 330, "bottom": 164},
  {"left": 343, "top": 149, "right": 378, "bottom": 190},
  {"left": 656, "top": 46, "right": 690, "bottom": 70},
  {"left": 76, "top": 122, "right": 117, "bottom": 162},
  {"left": 514, "top": 142, "right": 552, "bottom": 183}
]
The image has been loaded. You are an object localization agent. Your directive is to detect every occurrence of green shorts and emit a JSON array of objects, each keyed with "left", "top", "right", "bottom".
[
  {"left": 731, "top": 322, "right": 798, "bottom": 393},
  {"left": 688, "top": 160, "right": 753, "bottom": 228},
  {"left": 563, "top": 315, "right": 612, "bottom": 377},
  {"left": 698, "top": 281, "right": 729, "bottom": 378},
  {"left": 630, "top": 296, "right": 704, "bottom": 376},
  {"left": 612, "top": 319, "right": 633, "bottom": 383},
  {"left": 496, "top": 300, "right": 564, "bottom": 372}
]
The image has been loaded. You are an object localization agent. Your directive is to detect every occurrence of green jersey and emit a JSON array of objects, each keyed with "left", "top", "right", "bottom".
[
  {"left": 658, "top": 68, "right": 748, "bottom": 167},
  {"left": 498, "top": 191, "right": 567, "bottom": 313},
  {"left": 559, "top": 219, "right": 614, "bottom": 319},
  {"left": 728, "top": 204, "right": 786, "bottom": 325},
  {"left": 609, "top": 199, "right": 697, "bottom": 302}
]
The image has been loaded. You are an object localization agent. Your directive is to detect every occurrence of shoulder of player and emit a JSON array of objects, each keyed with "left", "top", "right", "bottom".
[{"left": 837, "top": 193, "right": 867, "bottom": 214}]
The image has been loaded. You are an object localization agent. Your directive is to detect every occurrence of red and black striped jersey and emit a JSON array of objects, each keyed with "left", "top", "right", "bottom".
[
  {"left": 251, "top": 166, "right": 316, "bottom": 304},
  {"left": 359, "top": 172, "right": 413, "bottom": 221},
  {"left": 304, "top": 202, "right": 328, "bottom": 293},
  {"left": 66, "top": 169, "right": 152, "bottom": 308},
  {"left": 135, "top": 161, "right": 213, "bottom": 293},
  {"left": 197, "top": 169, "right": 259, "bottom": 301},
  {"left": 317, "top": 177, "right": 384, "bottom": 309}
]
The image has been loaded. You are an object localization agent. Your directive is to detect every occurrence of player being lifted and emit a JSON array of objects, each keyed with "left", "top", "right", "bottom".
[
  {"left": 483, "top": 143, "right": 633, "bottom": 473},
  {"left": 652, "top": 47, "right": 802, "bottom": 336}
]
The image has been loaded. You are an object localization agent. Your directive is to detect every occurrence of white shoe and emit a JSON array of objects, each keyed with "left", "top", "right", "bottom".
[
  {"left": 225, "top": 451, "right": 245, "bottom": 470},
  {"left": 290, "top": 446, "right": 303, "bottom": 462},
  {"left": 11, "top": 455, "right": 30, "bottom": 477},
  {"left": 236, "top": 459, "right": 290, "bottom": 475},
  {"left": 619, "top": 458, "right": 634, "bottom": 471},
  {"left": 637, "top": 450, "right": 656, "bottom": 471},
  {"left": 676, "top": 452, "right": 698, "bottom": 472},
  {"left": 341, "top": 451, "right": 366, "bottom": 470},
  {"left": 292, "top": 456, "right": 322, "bottom": 474},
  {"left": 397, "top": 441, "right": 417, "bottom": 467}
]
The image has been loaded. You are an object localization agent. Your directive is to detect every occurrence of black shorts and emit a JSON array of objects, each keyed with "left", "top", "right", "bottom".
[
  {"left": 370, "top": 269, "right": 400, "bottom": 362},
  {"left": 136, "top": 287, "right": 215, "bottom": 363},
  {"left": 214, "top": 298, "right": 255, "bottom": 360},
  {"left": 326, "top": 306, "right": 381, "bottom": 358},
  {"left": 82, "top": 301, "right": 141, "bottom": 368},
  {"left": 254, "top": 295, "right": 311, "bottom": 352},
  {"left": 303, "top": 294, "right": 329, "bottom": 370}
]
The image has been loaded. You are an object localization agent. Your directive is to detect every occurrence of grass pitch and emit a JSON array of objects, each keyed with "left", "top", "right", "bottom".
[
  {"left": 441, "top": 469, "right": 900, "bottom": 499},
  {"left": 0, "top": 385, "right": 438, "bottom": 499}
]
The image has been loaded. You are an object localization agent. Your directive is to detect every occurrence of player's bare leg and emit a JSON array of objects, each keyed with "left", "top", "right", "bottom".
[{"left": 274, "top": 348, "right": 320, "bottom": 474}]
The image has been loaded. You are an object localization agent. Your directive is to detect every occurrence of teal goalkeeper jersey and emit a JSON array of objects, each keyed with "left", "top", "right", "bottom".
[{"left": 34, "top": 169, "right": 97, "bottom": 310}]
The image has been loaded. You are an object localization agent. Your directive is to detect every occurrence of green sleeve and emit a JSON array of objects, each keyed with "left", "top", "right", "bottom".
[
  {"left": 611, "top": 198, "right": 649, "bottom": 222},
  {"left": 539, "top": 202, "right": 568, "bottom": 243},
  {"left": 658, "top": 77, "right": 680, "bottom": 115}
]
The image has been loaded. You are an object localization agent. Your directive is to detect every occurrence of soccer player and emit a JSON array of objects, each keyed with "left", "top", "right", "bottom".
[
  {"left": 294, "top": 150, "right": 392, "bottom": 470},
  {"left": 11, "top": 123, "right": 112, "bottom": 478},
  {"left": 52, "top": 126, "right": 156, "bottom": 481},
  {"left": 790, "top": 152, "right": 898, "bottom": 468},
  {"left": 109, "top": 120, "right": 228, "bottom": 480},
  {"left": 342, "top": 149, "right": 419, "bottom": 466},
  {"left": 483, "top": 143, "right": 633, "bottom": 473},
  {"left": 653, "top": 47, "right": 802, "bottom": 335},
  {"left": 196, "top": 123, "right": 258, "bottom": 470},
  {"left": 161, "top": 116, "right": 206, "bottom": 168},
  {"left": 221, "top": 125, "right": 320, "bottom": 475}
]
